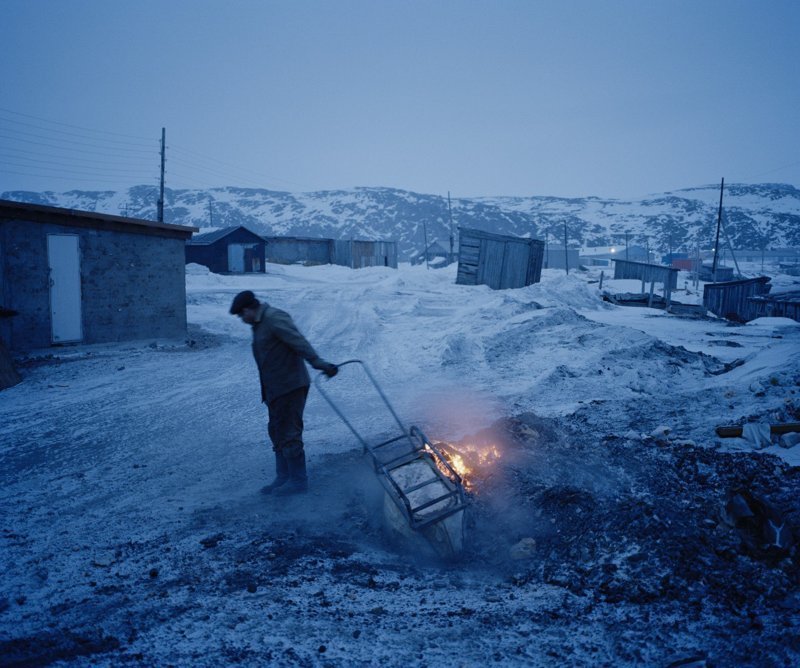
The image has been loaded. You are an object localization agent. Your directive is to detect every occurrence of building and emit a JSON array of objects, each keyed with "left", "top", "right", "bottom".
[
  {"left": 456, "top": 227, "right": 544, "bottom": 290},
  {"left": 544, "top": 245, "right": 581, "bottom": 270},
  {"left": 612, "top": 259, "right": 679, "bottom": 291},
  {"left": 703, "top": 276, "right": 771, "bottom": 322},
  {"left": 0, "top": 199, "right": 196, "bottom": 352},
  {"left": 185, "top": 226, "right": 266, "bottom": 273},
  {"left": 264, "top": 236, "right": 398, "bottom": 269},
  {"left": 411, "top": 241, "right": 452, "bottom": 267}
]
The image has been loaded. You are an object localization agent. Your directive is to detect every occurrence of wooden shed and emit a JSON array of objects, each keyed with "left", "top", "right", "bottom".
[
  {"left": 264, "top": 236, "right": 334, "bottom": 265},
  {"left": 745, "top": 291, "right": 800, "bottom": 322},
  {"left": 261, "top": 236, "right": 397, "bottom": 269},
  {"left": 0, "top": 199, "right": 196, "bottom": 352},
  {"left": 703, "top": 276, "right": 771, "bottom": 322},
  {"left": 613, "top": 259, "right": 679, "bottom": 291},
  {"left": 185, "top": 226, "right": 265, "bottom": 273},
  {"left": 456, "top": 227, "right": 544, "bottom": 290},
  {"left": 332, "top": 239, "right": 398, "bottom": 269}
]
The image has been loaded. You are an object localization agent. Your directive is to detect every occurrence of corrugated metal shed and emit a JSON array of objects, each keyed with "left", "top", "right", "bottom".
[
  {"left": 613, "top": 259, "right": 679, "bottom": 290},
  {"left": 261, "top": 236, "right": 398, "bottom": 269},
  {"left": 264, "top": 237, "right": 333, "bottom": 265},
  {"left": 703, "top": 276, "right": 771, "bottom": 322},
  {"left": 456, "top": 227, "right": 544, "bottom": 290},
  {"left": 332, "top": 240, "right": 398, "bottom": 269}
]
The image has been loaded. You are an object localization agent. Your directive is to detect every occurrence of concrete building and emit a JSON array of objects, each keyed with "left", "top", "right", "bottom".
[
  {"left": 0, "top": 199, "right": 196, "bottom": 352},
  {"left": 185, "top": 226, "right": 266, "bottom": 273}
]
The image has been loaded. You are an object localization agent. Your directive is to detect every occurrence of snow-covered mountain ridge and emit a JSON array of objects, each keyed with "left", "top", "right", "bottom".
[{"left": 3, "top": 182, "right": 798, "bottom": 260}]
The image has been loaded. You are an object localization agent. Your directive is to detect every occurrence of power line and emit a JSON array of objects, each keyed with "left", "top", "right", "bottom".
[{"left": 0, "top": 106, "right": 153, "bottom": 141}]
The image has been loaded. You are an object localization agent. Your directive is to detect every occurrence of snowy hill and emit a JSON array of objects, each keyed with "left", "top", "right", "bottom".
[{"left": 3, "top": 182, "right": 799, "bottom": 261}]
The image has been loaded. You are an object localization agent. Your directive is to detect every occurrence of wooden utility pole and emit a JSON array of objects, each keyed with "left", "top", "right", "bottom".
[
  {"left": 422, "top": 221, "right": 430, "bottom": 270},
  {"left": 208, "top": 198, "right": 213, "bottom": 226},
  {"left": 447, "top": 192, "right": 454, "bottom": 262},
  {"left": 157, "top": 127, "right": 166, "bottom": 223},
  {"left": 563, "top": 222, "right": 569, "bottom": 275},
  {"left": 711, "top": 177, "right": 724, "bottom": 282}
]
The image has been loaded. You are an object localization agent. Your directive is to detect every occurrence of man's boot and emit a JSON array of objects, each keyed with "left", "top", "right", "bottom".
[
  {"left": 275, "top": 452, "right": 308, "bottom": 495},
  {"left": 260, "top": 451, "right": 289, "bottom": 495}
]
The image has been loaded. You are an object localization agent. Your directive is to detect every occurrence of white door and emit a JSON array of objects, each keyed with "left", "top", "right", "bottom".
[
  {"left": 228, "top": 244, "right": 245, "bottom": 273},
  {"left": 47, "top": 234, "right": 83, "bottom": 343}
]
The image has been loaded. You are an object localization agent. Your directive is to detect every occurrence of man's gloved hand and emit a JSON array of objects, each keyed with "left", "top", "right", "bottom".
[{"left": 314, "top": 360, "right": 338, "bottom": 377}]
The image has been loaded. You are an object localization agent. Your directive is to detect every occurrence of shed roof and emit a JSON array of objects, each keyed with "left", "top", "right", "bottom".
[
  {"left": 187, "top": 225, "right": 264, "bottom": 245},
  {"left": 0, "top": 199, "right": 197, "bottom": 237}
]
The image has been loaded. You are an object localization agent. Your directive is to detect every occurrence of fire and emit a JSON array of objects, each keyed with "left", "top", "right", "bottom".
[{"left": 426, "top": 440, "right": 501, "bottom": 492}]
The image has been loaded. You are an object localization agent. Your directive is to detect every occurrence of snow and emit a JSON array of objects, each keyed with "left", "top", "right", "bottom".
[{"left": 2, "top": 262, "right": 799, "bottom": 665}]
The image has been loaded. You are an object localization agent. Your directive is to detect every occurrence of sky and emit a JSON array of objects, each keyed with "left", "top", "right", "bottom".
[{"left": 1, "top": 0, "right": 799, "bottom": 199}]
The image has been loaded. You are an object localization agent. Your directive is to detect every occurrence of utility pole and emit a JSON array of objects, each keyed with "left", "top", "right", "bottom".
[
  {"left": 563, "top": 222, "right": 569, "bottom": 275},
  {"left": 422, "top": 221, "right": 430, "bottom": 270},
  {"left": 625, "top": 231, "right": 630, "bottom": 261},
  {"left": 447, "top": 192, "right": 454, "bottom": 262},
  {"left": 711, "top": 177, "right": 724, "bottom": 283},
  {"left": 208, "top": 198, "right": 213, "bottom": 227},
  {"left": 157, "top": 127, "right": 166, "bottom": 223}
]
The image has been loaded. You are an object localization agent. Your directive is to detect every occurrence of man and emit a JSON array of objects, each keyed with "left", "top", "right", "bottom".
[{"left": 230, "top": 290, "right": 337, "bottom": 495}]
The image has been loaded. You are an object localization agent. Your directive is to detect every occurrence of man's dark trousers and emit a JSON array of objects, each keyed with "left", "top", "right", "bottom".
[{"left": 267, "top": 386, "right": 309, "bottom": 488}]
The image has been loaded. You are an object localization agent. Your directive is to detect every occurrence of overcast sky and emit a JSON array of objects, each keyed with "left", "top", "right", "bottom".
[{"left": 2, "top": 0, "right": 799, "bottom": 199}]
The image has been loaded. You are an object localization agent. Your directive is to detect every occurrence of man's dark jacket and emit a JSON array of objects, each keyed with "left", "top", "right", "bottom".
[{"left": 250, "top": 302, "right": 325, "bottom": 403}]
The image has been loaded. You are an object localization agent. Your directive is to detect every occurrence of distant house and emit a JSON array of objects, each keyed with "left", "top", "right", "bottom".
[
  {"left": 0, "top": 199, "right": 196, "bottom": 352},
  {"left": 185, "top": 226, "right": 266, "bottom": 273},
  {"left": 699, "top": 264, "right": 735, "bottom": 282},
  {"left": 456, "top": 227, "right": 544, "bottom": 290},
  {"left": 412, "top": 241, "right": 451, "bottom": 266},
  {"left": 544, "top": 245, "right": 580, "bottom": 270},
  {"left": 264, "top": 236, "right": 398, "bottom": 269}
]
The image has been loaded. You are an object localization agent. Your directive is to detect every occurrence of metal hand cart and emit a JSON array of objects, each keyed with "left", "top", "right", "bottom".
[{"left": 314, "top": 360, "right": 468, "bottom": 557}]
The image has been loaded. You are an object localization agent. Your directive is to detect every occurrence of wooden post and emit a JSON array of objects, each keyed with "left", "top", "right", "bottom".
[
  {"left": 599, "top": 270, "right": 604, "bottom": 290},
  {"left": 648, "top": 280, "right": 655, "bottom": 308},
  {"left": 711, "top": 177, "right": 724, "bottom": 282},
  {"left": 563, "top": 222, "right": 569, "bottom": 275}
]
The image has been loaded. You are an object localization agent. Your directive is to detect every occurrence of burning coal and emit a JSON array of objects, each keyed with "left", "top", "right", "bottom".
[{"left": 427, "top": 439, "right": 502, "bottom": 491}]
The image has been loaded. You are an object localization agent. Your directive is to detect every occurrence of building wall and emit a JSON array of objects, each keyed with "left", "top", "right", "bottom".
[
  {"left": 1, "top": 218, "right": 188, "bottom": 351},
  {"left": 456, "top": 228, "right": 544, "bottom": 289},
  {"left": 265, "top": 238, "right": 332, "bottom": 265}
]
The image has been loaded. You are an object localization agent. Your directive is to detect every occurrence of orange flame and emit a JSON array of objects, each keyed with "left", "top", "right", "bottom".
[{"left": 427, "top": 440, "right": 501, "bottom": 491}]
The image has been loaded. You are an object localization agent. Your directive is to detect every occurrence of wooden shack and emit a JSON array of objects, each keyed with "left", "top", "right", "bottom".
[
  {"left": 703, "top": 276, "right": 771, "bottom": 322},
  {"left": 612, "top": 259, "right": 679, "bottom": 290},
  {"left": 744, "top": 290, "right": 800, "bottom": 322},
  {"left": 456, "top": 227, "right": 544, "bottom": 290},
  {"left": 331, "top": 239, "right": 398, "bottom": 269},
  {"left": 261, "top": 236, "right": 397, "bottom": 269},
  {"left": 264, "top": 236, "right": 333, "bottom": 265},
  {"left": 185, "top": 226, "right": 265, "bottom": 273}
]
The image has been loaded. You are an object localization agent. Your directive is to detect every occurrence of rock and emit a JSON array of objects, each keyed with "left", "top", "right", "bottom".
[
  {"left": 779, "top": 432, "right": 800, "bottom": 448},
  {"left": 651, "top": 425, "right": 671, "bottom": 438},
  {"left": 200, "top": 534, "right": 225, "bottom": 549},
  {"left": 510, "top": 538, "right": 537, "bottom": 560},
  {"left": 149, "top": 568, "right": 159, "bottom": 579},
  {"left": 92, "top": 552, "right": 116, "bottom": 567}
]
